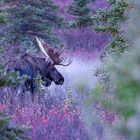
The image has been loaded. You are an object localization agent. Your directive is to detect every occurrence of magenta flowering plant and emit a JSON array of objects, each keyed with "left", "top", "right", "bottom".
[{"left": 0, "top": 90, "right": 88, "bottom": 140}]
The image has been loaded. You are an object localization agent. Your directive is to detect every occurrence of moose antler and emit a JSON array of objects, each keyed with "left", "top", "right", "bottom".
[
  {"left": 36, "top": 36, "right": 72, "bottom": 66},
  {"left": 45, "top": 45, "right": 72, "bottom": 66},
  {"left": 35, "top": 36, "right": 50, "bottom": 59}
]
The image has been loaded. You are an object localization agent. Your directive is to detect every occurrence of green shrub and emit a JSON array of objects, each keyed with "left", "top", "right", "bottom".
[
  {"left": 0, "top": 15, "right": 5, "bottom": 23},
  {"left": 0, "top": 112, "right": 30, "bottom": 140}
]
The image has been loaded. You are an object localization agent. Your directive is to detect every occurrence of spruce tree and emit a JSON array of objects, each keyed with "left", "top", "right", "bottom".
[
  {"left": 68, "top": 0, "right": 128, "bottom": 53},
  {"left": 0, "top": 112, "right": 30, "bottom": 140},
  {"left": 0, "top": 0, "right": 63, "bottom": 51},
  {"left": 92, "top": 0, "right": 128, "bottom": 53},
  {"left": 68, "top": 0, "right": 94, "bottom": 28}
]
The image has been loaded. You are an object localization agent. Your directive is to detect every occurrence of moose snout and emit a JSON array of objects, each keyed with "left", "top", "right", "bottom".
[
  {"left": 59, "top": 78, "right": 64, "bottom": 85},
  {"left": 55, "top": 77, "right": 64, "bottom": 85}
]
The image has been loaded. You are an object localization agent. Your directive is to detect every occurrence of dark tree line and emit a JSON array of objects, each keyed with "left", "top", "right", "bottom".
[{"left": 0, "top": 0, "right": 63, "bottom": 51}]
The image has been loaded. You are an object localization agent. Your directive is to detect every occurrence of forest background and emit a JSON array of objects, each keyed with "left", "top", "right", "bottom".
[{"left": 0, "top": 0, "right": 140, "bottom": 140}]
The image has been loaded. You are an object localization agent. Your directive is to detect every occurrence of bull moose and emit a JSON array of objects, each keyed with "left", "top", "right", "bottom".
[{"left": 5, "top": 37, "right": 72, "bottom": 93}]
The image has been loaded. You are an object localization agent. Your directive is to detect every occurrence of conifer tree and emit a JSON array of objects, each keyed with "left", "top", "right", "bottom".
[
  {"left": 0, "top": 112, "right": 30, "bottom": 140},
  {"left": 0, "top": 0, "right": 63, "bottom": 51},
  {"left": 68, "top": 0, "right": 94, "bottom": 28},
  {"left": 93, "top": 0, "right": 128, "bottom": 53},
  {"left": 68, "top": 0, "right": 128, "bottom": 53}
]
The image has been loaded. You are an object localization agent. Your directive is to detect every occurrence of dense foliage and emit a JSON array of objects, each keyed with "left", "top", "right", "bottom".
[
  {"left": 89, "top": 0, "right": 140, "bottom": 139},
  {"left": 93, "top": 0, "right": 128, "bottom": 53},
  {"left": 68, "top": 0, "right": 128, "bottom": 53},
  {"left": 68, "top": 0, "right": 94, "bottom": 28},
  {"left": 0, "top": 57, "right": 29, "bottom": 140},
  {"left": 108, "top": 1, "right": 140, "bottom": 139},
  {"left": 0, "top": 0, "right": 63, "bottom": 51},
  {"left": 0, "top": 0, "right": 139, "bottom": 139},
  {"left": 67, "top": 0, "right": 140, "bottom": 139},
  {"left": 0, "top": 112, "right": 29, "bottom": 140}
]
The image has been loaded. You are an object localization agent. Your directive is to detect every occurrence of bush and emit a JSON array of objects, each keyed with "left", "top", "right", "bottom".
[
  {"left": 0, "top": 15, "right": 5, "bottom": 23},
  {"left": 0, "top": 112, "right": 30, "bottom": 140}
]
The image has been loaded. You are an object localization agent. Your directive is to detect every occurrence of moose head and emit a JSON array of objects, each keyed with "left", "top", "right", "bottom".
[{"left": 35, "top": 37, "right": 72, "bottom": 87}]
